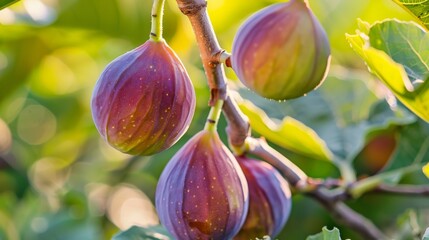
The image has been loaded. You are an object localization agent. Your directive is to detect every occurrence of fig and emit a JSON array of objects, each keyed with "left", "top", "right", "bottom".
[
  {"left": 231, "top": 0, "right": 331, "bottom": 100},
  {"left": 235, "top": 157, "right": 292, "bottom": 239},
  {"left": 91, "top": 40, "right": 196, "bottom": 155},
  {"left": 155, "top": 130, "right": 249, "bottom": 240}
]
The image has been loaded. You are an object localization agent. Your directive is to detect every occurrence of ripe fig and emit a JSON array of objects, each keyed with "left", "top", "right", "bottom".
[
  {"left": 91, "top": 40, "right": 196, "bottom": 155},
  {"left": 232, "top": 0, "right": 331, "bottom": 100},
  {"left": 155, "top": 130, "right": 249, "bottom": 240},
  {"left": 235, "top": 157, "right": 292, "bottom": 239}
]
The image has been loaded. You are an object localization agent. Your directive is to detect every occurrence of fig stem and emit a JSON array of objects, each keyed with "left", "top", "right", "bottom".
[
  {"left": 150, "top": 0, "right": 165, "bottom": 41},
  {"left": 295, "top": 0, "right": 309, "bottom": 7},
  {"left": 334, "top": 160, "right": 356, "bottom": 183},
  {"left": 204, "top": 99, "right": 224, "bottom": 132}
]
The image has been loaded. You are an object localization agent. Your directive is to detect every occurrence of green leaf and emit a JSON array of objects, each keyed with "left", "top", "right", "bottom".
[
  {"left": 383, "top": 121, "right": 429, "bottom": 174},
  {"left": 0, "top": 0, "right": 19, "bottom": 10},
  {"left": 392, "top": 0, "right": 429, "bottom": 30},
  {"left": 237, "top": 67, "right": 416, "bottom": 182},
  {"left": 350, "top": 120, "right": 429, "bottom": 197},
  {"left": 112, "top": 226, "right": 172, "bottom": 240},
  {"left": 306, "top": 227, "right": 342, "bottom": 240},
  {"left": 346, "top": 19, "right": 429, "bottom": 122},
  {"left": 317, "top": 71, "right": 414, "bottom": 163},
  {"left": 237, "top": 98, "right": 333, "bottom": 162},
  {"left": 369, "top": 20, "right": 428, "bottom": 85},
  {"left": 238, "top": 67, "right": 415, "bottom": 162}
]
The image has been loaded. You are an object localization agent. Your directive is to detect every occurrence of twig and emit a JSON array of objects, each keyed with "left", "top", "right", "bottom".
[
  {"left": 308, "top": 178, "right": 344, "bottom": 189},
  {"left": 373, "top": 184, "right": 429, "bottom": 196}
]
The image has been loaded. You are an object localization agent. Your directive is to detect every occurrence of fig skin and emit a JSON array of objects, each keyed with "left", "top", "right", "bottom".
[
  {"left": 232, "top": 0, "right": 331, "bottom": 100},
  {"left": 235, "top": 157, "right": 292, "bottom": 239},
  {"left": 91, "top": 40, "right": 196, "bottom": 155},
  {"left": 155, "top": 130, "right": 249, "bottom": 240}
]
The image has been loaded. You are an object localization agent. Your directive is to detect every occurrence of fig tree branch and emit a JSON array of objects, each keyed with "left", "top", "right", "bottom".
[
  {"left": 247, "top": 137, "right": 308, "bottom": 187},
  {"left": 174, "top": 0, "right": 385, "bottom": 239},
  {"left": 175, "top": 0, "right": 227, "bottom": 105},
  {"left": 222, "top": 96, "right": 250, "bottom": 149},
  {"left": 175, "top": 0, "right": 250, "bottom": 147},
  {"left": 309, "top": 189, "right": 386, "bottom": 240}
]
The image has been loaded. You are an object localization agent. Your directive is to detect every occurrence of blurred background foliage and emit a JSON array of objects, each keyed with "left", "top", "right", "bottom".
[{"left": 0, "top": 0, "right": 428, "bottom": 239}]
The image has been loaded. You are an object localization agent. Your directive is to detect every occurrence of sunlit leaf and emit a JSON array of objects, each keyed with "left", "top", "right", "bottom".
[
  {"left": 112, "top": 225, "right": 172, "bottom": 240},
  {"left": 392, "top": 0, "right": 429, "bottom": 30},
  {"left": 306, "top": 227, "right": 342, "bottom": 240},
  {"left": 369, "top": 20, "right": 428, "bottom": 85},
  {"left": 237, "top": 98, "right": 333, "bottom": 162},
  {"left": 422, "top": 163, "right": 429, "bottom": 179},
  {"left": 346, "top": 19, "right": 429, "bottom": 122},
  {"left": 0, "top": 0, "right": 18, "bottom": 10}
]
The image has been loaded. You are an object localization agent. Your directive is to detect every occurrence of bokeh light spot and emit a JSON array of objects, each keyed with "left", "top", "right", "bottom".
[
  {"left": 17, "top": 104, "right": 56, "bottom": 145},
  {"left": 107, "top": 184, "right": 159, "bottom": 230}
]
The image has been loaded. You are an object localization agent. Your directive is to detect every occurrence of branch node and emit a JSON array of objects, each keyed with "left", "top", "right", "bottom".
[
  {"left": 211, "top": 49, "right": 231, "bottom": 65},
  {"left": 177, "top": 1, "right": 207, "bottom": 16},
  {"left": 209, "top": 87, "right": 228, "bottom": 106},
  {"left": 225, "top": 56, "right": 232, "bottom": 68}
]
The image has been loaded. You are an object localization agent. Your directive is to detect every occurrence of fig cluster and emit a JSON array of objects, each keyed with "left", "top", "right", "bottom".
[
  {"left": 155, "top": 129, "right": 292, "bottom": 239},
  {"left": 232, "top": 0, "right": 331, "bottom": 100},
  {"left": 91, "top": 40, "right": 195, "bottom": 155},
  {"left": 89, "top": 0, "right": 320, "bottom": 237},
  {"left": 155, "top": 129, "right": 249, "bottom": 239}
]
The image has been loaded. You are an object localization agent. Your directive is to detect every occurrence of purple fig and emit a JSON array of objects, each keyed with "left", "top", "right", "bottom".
[
  {"left": 91, "top": 40, "right": 196, "bottom": 155},
  {"left": 232, "top": 0, "right": 331, "bottom": 100},
  {"left": 155, "top": 130, "right": 249, "bottom": 240},
  {"left": 235, "top": 157, "right": 292, "bottom": 239}
]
